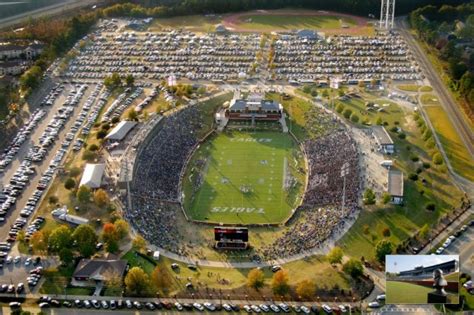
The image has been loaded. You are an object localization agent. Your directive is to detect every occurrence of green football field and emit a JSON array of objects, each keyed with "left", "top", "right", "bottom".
[
  {"left": 386, "top": 280, "right": 459, "bottom": 304},
  {"left": 183, "top": 130, "right": 305, "bottom": 224}
]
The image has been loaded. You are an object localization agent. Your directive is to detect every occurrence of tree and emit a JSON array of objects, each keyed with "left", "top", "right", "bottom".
[
  {"left": 30, "top": 231, "right": 48, "bottom": 254},
  {"left": 419, "top": 223, "right": 430, "bottom": 240},
  {"left": 382, "top": 227, "right": 391, "bottom": 237},
  {"left": 342, "top": 258, "right": 364, "bottom": 278},
  {"left": 247, "top": 268, "right": 265, "bottom": 291},
  {"left": 433, "top": 153, "right": 443, "bottom": 165},
  {"left": 128, "top": 109, "right": 138, "bottom": 121},
  {"left": 103, "top": 269, "right": 123, "bottom": 295},
  {"left": 125, "top": 267, "right": 152, "bottom": 296},
  {"left": 296, "top": 279, "right": 315, "bottom": 300},
  {"left": 336, "top": 103, "right": 344, "bottom": 113},
  {"left": 125, "top": 74, "right": 134, "bottom": 87},
  {"left": 350, "top": 114, "right": 359, "bottom": 123},
  {"left": 104, "top": 72, "right": 122, "bottom": 90},
  {"left": 272, "top": 270, "right": 290, "bottom": 296},
  {"left": 77, "top": 185, "right": 91, "bottom": 203},
  {"left": 343, "top": 108, "right": 352, "bottom": 119},
  {"left": 93, "top": 189, "right": 109, "bottom": 207},
  {"left": 64, "top": 177, "right": 76, "bottom": 190},
  {"left": 363, "top": 188, "right": 376, "bottom": 205},
  {"left": 326, "top": 246, "right": 344, "bottom": 264},
  {"left": 381, "top": 192, "right": 391, "bottom": 204},
  {"left": 72, "top": 224, "right": 97, "bottom": 257},
  {"left": 106, "top": 239, "right": 119, "bottom": 253},
  {"left": 114, "top": 219, "right": 129, "bottom": 240},
  {"left": 375, "top": 240, "right": 393, "bottom": 264},
  {"left": 48, "top": 196, "right": 58, "bottom": 204},
  {"left": 59, "top": 248, "right": 74, "bottom": 265},
  {"left": 151, "top": 266, "right": 172, "bottom": 294},
  {"left": 102, "top": 223, "right": 118, "bottom": 243},
  {"left": 132, "top": 235, "right": 147, "bottom": 253},
  {"left": 48, "top": 225, "right": 72, "bottom": 253}
]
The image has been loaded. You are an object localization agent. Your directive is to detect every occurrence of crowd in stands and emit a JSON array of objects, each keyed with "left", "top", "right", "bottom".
[{"left": 262, "top": 130, "right": 361, "bottom": 259}]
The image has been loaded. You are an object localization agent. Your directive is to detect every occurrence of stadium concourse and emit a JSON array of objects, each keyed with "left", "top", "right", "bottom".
[{"left": 125, "top": 89, "right": 361, "bottom": 260}]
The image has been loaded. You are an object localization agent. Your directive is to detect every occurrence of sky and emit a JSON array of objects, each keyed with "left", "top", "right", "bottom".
[{"left": 385, "top": 255, "right": 459, "bottom": 273}]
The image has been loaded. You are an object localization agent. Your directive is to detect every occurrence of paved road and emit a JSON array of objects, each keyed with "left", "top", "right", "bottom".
[
  {"left": 0, "top": 0, "right": 102, "bottom": 31},
  {"left": 396, "top": 18, "right": 474, "bottom": 161},
  {"left": 443, "top": 224, "right": 474, "bottom": 274}
]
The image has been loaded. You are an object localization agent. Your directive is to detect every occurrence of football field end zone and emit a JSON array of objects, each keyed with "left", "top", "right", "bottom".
[{"left": 180, "top": 129, "right": 307, "bottom": 226}]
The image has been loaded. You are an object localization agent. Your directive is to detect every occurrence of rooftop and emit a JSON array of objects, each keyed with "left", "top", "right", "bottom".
[{"left": 388, "top": 169, "right": 404, "bottom": 197}]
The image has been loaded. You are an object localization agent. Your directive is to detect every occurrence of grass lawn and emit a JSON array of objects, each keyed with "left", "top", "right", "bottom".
[
  {"left": 122, "top": 250, "right": 157, "bottom": 275},
  {"left": 148, "top": 15, "right": 221, "bottom": 33},
  {"left": 420, "top": 94, "right": 440, "bottom": 106},
  {"left": 237, "top": 14, "right": 356, "bottom": 31},
  {"left": 425, "top": 106, "right": 474, "bottom": 182},
  {"left": 338, "top": 93, "right": 463, "bottom": 261},
  {"left": 386, "top": 281, "right": 458, "bottom": 304},
  {"left": 183, "top": 130, "right": 305, "bottom": 224},
  {"left": 397, "top": 85, "right": 433, "bottom": 93},
  {"left": 40, "top": 265, "right": 75, "bottom": 295}
]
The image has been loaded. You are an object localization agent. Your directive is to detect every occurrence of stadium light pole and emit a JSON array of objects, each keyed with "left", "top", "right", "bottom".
[{"left": 341, "top": 162, "right": 350, "bottom": 212}]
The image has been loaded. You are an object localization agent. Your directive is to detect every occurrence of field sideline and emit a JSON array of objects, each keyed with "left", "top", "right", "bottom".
[{"left": 183, "top": 130, "right": 305, "bottom": 224}]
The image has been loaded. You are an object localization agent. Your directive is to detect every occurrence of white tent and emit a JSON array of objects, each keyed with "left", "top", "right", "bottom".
[
  {"left": 105, "top": 121, "right": 137, "bottom": 141},
  {"left": 79, "top": 164, "right": 105, "bottom": 189}
]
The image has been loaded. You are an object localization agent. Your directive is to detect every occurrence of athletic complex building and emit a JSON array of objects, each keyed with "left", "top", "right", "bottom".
[
  {"left": 226, "top": 94, "right": 283, "bottom": 121},
  {"left": 397, "top": 259, "right": 458, "bottom": 280}
]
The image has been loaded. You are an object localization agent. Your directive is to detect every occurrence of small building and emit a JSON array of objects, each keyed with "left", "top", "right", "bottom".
[
  {"left": 72, "top": 258, "right": 127, "bottom": 284},
  {"left": 79, "top": 163, "right": 105, "bottom": 189},
  {"left": 0, "top": 41, "right": 44, "bottom": 60},
  {"left": 372, "top": 126, "right": 394, "bottom": 154},
  {"left": 0, "top": 60, "right": 28, "bottom": 76},
  {"left": 105, "top": 121, "right": 137, "bottom": 141},
  {"left": 387, "top": 169, "right": 404, "bottom": 205},
  {"left": 226, "top": 94, "right": 282, "bottom": 121}
]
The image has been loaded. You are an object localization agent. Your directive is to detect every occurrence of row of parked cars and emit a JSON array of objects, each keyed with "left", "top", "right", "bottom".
[
  {"left": 30, "top": 297, "right": 353, "bottom": 314},
  {"left": 101, "top": 87, "right": 143, "bottom": 122},
  {"left": 0, "top": 108, "right": 46, "bottom": 172},
  {"left": 435, "top": 220, "right": 473, "bottom": 255},
  {"left": 81, "top": 85, "right": 110, "bottom": 136},
  {"left": 40, "top": 83, "right": 65, "bottom": 107}
]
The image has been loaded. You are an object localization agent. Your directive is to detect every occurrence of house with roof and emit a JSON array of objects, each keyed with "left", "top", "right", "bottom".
[
  {"left": 387, "top": 169, "right": 404, "bottom": 205},
  {"left": 0, "top": 41, "right": 44, "bottom": 60},
  {"left": 226, "top": 93, "right": 282, "bottom": 121},
  {"left": 0, "top": 60, "right": 28, "bottom": 76},
  {"left": 72, "top": 258, "right": 127, "bottom": 286},
  {"left": 372, "top": 125, "right": 394, "bottom": 154}
]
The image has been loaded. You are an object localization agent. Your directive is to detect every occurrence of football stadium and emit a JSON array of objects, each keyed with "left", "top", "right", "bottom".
[{"left": 182, "top": 130, "right": 306, "bottom": 224}]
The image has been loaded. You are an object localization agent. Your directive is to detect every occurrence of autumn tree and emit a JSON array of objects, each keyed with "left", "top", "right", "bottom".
[
  {"left": 72, "top": 224, "right": 98, "bottom": 257},
  {"left": 247, "top": 268, "right": 265, "bottom": 291},
  {"left": 114, "top": 219, "right": 129, "bottom": 240},
  {"left": 93, "top": 189, "right": 109, "bottom": 207},
  {"left": 296, "top": 279, "right": 315, "bottom": 300},
  {"left": 125, "top": 267, "right": 152, "bottom": 296},
  {"left": 326, "top": 246, "right": 344, "bottom": 265},
  {"left": 272, "top": 269, "right": 290, "bottom": 296},
  {"left": 48, "top": 225, "right": 72, "bottom": 253},
  {"left": 151, "top": 266, "right": 172, "bottom": 294},
  {"left": 132, "top": 235, "right": 147, "bottom": 253},
  {"left": 30, "top": 231, "right": 48, "bottom": 254}
]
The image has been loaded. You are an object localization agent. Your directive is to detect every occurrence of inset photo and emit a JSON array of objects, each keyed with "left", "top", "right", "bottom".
[{"left": 386, "top": 255, "right": 459, "bottom": 304}]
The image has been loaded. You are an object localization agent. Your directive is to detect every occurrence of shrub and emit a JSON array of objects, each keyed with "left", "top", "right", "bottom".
[
  {"left": 101, "top": 123, "right": 110, "bottom": 131},
  {"left": 64, "top": 178, "right": 76, "bottom": 190},
  {"left": 310, "top": 89, "right": 318, "bottom": 97},
  {"left": 111, "top": 117, "right": 120, "bottom": 124},
  {"left": 383, "top": 121, "right": 389, "bottom": 126},
  {"left": 423, "top": 162, "right": 431, "bottom": 169},
  {"left": 82, "top": 150, "right": 96, "bottom": 161},
  {"left": 69, "top": 167, "right": 81, "bottom": 177},
  {"left": 336, "top": 103, "right": 344, "bottom": 113},
  {"left": 96, "top": 130, "right": 107, "bottom": 139},
  {"left": 363, "top": 188, "right": 376, "bottom": 205},
  {"left": 89, "top": 144, "right": 99, "bottom": 151},
  {"left": 381, "top": 192, "right": 391, "bottom": 204},
  {"left": 382, "top": 227, "right": 391, "bottom": 237},
  {"left": 398, "top": 132, "right": 406, "bottom": 139},
  {"left": 343, "top": 108, "right": 352, "bottom": 119},
  {"left": 408, "top": 173, "right": 418, "bottom": 181},
  {"left": 426, "top": 139, "right": 435, "bottom": 149},
  {"left": 390, "top": 126, "right": 398, "bottom": 133},
  {"left": 410, "top": 155, "right": 419, "bottom": 162},
  {"left": 416, "top": 167, "right": 423, "bottom": 174},
  {"left": 350, "top": 114, "right": 359, "bottom": 123},
  {"left": 394, "top": 121, "right": 399, "bottom": 125},
  {"left": 426, "top": 203, "right": 436, "bottom": 211},
  {"left": 433, "top": 153, "right": 443, "bottom": 165}
]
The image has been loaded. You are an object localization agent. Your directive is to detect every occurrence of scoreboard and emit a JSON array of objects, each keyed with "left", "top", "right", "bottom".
[{"left": 214, "top": 227, "right": 249, "bottom": 245}]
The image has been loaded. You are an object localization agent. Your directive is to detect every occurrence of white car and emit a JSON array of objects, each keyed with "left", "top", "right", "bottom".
[
  {"left": 463, "top": 280, "right": 472, "bottom": 289},
  {"left": 338, "top": 305, "right": 347, "bottom": 313},
  {"left": 251, "top": 305, "right": 261, "bottom": 313},
  {"left": 376, "top": 294, "right": 386, "bottom": 301},
  {"left": 300, "top": 305, "right": 311, "bottom": 314},
  {"left": 435, "top": 247, "right": 444, "bottom": 254},
  {"left": 24, "top": 258, "right": 32, "bottom": 266},
  {"left": 222, "top": 303, "right": 232, "bottom": 312},
  {"left": 368, "top": 301, "right": 381, "bottom": 308},
  {"left": 193, "top": 303, "right": 204, "bottom": 311},
  {"left": 322, "top": 304, "right": 332, "bottom": 313}
]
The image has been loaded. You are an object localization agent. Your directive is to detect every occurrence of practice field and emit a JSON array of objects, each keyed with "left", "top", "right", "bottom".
[
  {"left": 223, "top": 9, "right": 373, "bottom": 35},
  {"left": 183, "top": 130, "right": 305, "bottom": 224},
  {"left": 386, "top": 281, "right": 459, "bottom": 304}
]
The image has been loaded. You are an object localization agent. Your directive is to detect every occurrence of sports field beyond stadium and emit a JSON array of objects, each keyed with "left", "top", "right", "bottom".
[{"left": 183, "top": 130, "right": 305, "bottom": 225}]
